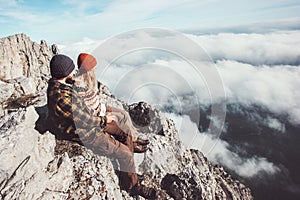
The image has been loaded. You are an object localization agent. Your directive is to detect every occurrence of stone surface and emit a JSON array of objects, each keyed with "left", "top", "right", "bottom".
[
  {"left": 0, "top": 107, "right": 72, "bottom": 200},
  {"left": 0, "top": 34, "right": 253, "bottom": 200},
  {"left": 128, "top": 102, "right": 164, "bottom": 136},
  {"left": 0, "top": 33, "right": 57, "bottom": 91},
  {"left": 0, "top": 81, "right": 14, "bottom": 102}
]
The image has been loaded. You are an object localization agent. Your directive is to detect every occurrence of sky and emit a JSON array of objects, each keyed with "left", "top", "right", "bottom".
[{"left": 0, "top": 0, "right": 300, "bottom": 43}]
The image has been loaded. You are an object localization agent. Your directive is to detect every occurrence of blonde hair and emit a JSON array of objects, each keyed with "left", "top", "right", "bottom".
[{"left": 79, "top": 69, "right": 98, "bottom": 92}]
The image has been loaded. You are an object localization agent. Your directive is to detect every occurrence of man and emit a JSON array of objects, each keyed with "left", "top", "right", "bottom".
[{"left": 47, "top": 54, "right": 157, "bottom": 199}]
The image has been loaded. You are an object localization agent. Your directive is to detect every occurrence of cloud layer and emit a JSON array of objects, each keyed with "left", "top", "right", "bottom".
[
  {"left": 61, "top": 29, "right": 300, "bottom": 126},
  {"left": 166, "top": 113, "right": 280, "bottom": 178},
  {"left": 188, "top": 30, "right": 300, "bottom": 65},
  {"left": 61, "top": 29, "right": 300, "bottom": 179}
]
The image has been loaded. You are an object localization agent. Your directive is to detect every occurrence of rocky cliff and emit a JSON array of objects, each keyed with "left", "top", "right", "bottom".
[{"left": 0, "top": 34, "right": 253, "bottom": 200}]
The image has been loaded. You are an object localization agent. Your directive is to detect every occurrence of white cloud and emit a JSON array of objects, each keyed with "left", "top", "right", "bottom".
[
  {"left": 58, "top": 37, "right": 103, "bottom": 62},
  {"left": 265, "top": 117, "right": 286, "bottom": 132},
  {"left": 187, "top": 30, "right": 300, "bottom": 65},
  {"left": 3, "top": 0, "right": 300, "bottom": 43},
  {"left": 0, "top": 10, "right": 42, "bottom": 23},
  {"left": 61, "top": 29, "right": 300, "bottom": 125},
  {"left": 166, "top": 113, "right": 280, "bottom": 178},
  {"left": 0, "top": 1, "right": 53, "bottom": 25},
  {"left": 0, "top": 0, "right": 20, "bottom": 7},
  {"left": 216, "top": 60, "right": 300, "bottom": 124},
  {"left": 103, "top": 58, "right": 300, "bottom": 124}
]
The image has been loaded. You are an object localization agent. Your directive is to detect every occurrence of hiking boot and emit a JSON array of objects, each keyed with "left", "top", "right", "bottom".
[
  {"left": 130, "top": 182, "right": 157, "bottom": 199},
  {"left": 135, "top": 137, "right": 150, "bottom": 145},
  {"left": 137, "top": 173, "right": 144, "bottom": 181},
  {"left": 134, "top": 143, "right": 149, "bottom": 153}
]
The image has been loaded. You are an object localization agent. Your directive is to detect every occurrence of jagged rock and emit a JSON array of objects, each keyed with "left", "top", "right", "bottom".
[
  {"left": 67, "top": 149, "right": 123, "bottom": 199},
  {"left": 0, "top": 106, "right": 73, "bottom": 200},
  {"left": 51, "top": 44, "right": 59, "bottom": 55},
  {"left": 2, "top": 94, "right": 39, "bottom": 110},
  {"left": 0, "top": 77, "right": 39, "bottom": 106},
  {"left": 98, "top": 81, "right": 125, "bottom": 110},
  {"left": 54, "top": 140, "right": 123, "bottom": 199},
  {"left": 0, "top": 34, "right": 253, "bottom": 200},
  {"left": 161, "top": 173, "right": 202, "bottom": 200},
  {"left": 0, "top": 81, "right": 14, "bottom": 103},
  {"left": 128, "top": 102, "right": 164, "bottom": 135},
  {"left": 0, "top": 105, "right": 4, "bottom": 118},
  {"left": 0, "top": 33, "right": 57, "bottom": 92},
  {"left": 142, "top": 119, "right": 253, "bottom": 200},
  {"left": 18, "top": 77, "right": 36, "bottom": 95},
  {"left": 0, "top": 105, "right": 125, "bottom": 200}
]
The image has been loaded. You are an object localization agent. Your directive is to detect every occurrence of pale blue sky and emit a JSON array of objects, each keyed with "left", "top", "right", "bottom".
[{"left": 0, "top": 0, "right": 300, "bottom": 43}]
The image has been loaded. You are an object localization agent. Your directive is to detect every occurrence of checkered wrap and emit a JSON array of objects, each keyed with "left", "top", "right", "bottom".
[{"left": 47, "top": 78, "right": 107, "bottom": 143}]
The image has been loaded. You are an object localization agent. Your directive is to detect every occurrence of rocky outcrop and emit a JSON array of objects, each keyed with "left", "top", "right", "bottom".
[
  {"left": 0, "top": 34, "right": 253, "bottom": 200},
  {"left": 0, "top": 33, "right": 58, "bottom": 92},
  {"left": 0, "top": 107, "right": 73, "bottom": 199},
  {"left": 131, "top": 104, "right": 252, "bottom": 199}
]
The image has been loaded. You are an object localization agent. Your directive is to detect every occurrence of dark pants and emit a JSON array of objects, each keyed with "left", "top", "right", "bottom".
[
  {"left": 105, "top": 120, "right": 134, "bottom": 152},
  {"left": 107, "top": 107, "right": 139, "bottom": 141},
  {"left": 87, "top": 128, "right": 138, "bottom": 190}
]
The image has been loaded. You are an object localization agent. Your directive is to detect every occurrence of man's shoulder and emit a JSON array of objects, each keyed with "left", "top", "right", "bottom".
[{"left": 48, "top": 79, "right": 73, "bottom": 98}]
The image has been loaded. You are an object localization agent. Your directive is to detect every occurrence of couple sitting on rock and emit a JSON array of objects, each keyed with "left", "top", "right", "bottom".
[{"left": 47, "top": 53, "right": 157, "bottom": 199}]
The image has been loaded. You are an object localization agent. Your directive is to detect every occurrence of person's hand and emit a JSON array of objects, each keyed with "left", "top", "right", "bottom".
[{"left": 106, "top": 112, "right": 117, "bottom": 124}]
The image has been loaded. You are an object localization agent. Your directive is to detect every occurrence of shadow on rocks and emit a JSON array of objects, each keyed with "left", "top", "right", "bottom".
[
  {"left": 34, "top": 104, "right": 67, "bottom": 139},
  {"left": 34, "top": 105, "right": 83, "bottom": 158},
  {"left": 34, "top": 104, "right": 49, "bottom": 134},
  {"left": 161, "top": 173, "right": 202, "bottom": 200}
]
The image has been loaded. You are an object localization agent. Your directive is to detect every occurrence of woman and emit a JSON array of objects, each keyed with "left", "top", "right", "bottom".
[{"left": 75, "top": 53, "right": 149, "bottom": 153}]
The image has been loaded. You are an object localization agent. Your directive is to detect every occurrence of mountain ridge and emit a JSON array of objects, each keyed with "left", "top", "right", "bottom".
[{"left": 0, "top": 33, "right": 253, "bottom": 200}]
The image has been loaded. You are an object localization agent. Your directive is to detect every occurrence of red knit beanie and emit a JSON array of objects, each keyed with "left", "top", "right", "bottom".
[{"left": 77, "top": 53, "right": 97, "bottom": 72}]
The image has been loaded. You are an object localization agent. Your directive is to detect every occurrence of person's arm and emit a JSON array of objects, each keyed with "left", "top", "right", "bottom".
[
  {"left": 72, "top": 93, "right": 107, "bottom": 128},
  {"left": 57, "top": 90, "right": 107, "bottom": 129}
]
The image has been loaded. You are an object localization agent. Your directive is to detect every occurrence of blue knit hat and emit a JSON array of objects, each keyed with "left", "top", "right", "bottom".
[{"left": 50, "top": 54, "right": 75, "bottom": 79}]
